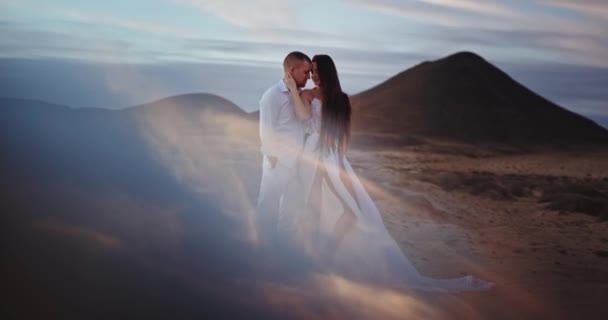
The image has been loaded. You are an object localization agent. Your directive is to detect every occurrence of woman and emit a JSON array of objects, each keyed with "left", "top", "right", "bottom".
[{"left": 281, "top": 54, "right": 493, "bottom": 292}]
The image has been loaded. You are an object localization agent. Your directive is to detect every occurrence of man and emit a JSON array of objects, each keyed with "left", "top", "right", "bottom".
[{"left": 256, "top": 51, "right": 311, "bottom": 248}]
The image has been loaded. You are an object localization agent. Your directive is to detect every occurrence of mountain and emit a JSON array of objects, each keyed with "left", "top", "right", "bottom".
[
  {"left": 126, "top": 93, "right": 247, "bottom": 115},
  {"left": 0, "top": 93, "right": 258, "bottom": 192},
  {"left": 350, "top": 51, "right": 608, "bottom": 146},
  {"left": 124, "top": 93, "right": 259, "bottom": 139}
]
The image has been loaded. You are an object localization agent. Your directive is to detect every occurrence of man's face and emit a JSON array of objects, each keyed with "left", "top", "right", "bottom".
[{"left": 290, "top": 61, "right": 311, "bottom": 88}]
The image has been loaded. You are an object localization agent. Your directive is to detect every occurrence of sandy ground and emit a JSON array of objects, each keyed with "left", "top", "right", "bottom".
[
  {"left": 222, "top": 121, "right": 608, "bottom": 319},
  {"left": 344, "top": 142, "right": 608, "bottom": 319}
]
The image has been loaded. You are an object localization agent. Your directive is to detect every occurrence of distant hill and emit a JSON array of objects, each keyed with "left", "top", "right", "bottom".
[
  {"left": 0, "top": 93, "right": 251, "bottom": 118},
  {"left": 126, "top": 93, "right": 247, "bottom": 115},
  {"left": 0, "top": 93, "right": 258, "bottom": 195},
  {"left": 350, "top": 51, "right": 608, "bottom": 146},
  {"left": 0, "top": 92, "right": 257, "bottom": 142}
]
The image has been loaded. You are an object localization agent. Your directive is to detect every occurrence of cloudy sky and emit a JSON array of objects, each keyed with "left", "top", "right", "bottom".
[{"left": 0, "top": 0, "right": 607, "bottom": 124}]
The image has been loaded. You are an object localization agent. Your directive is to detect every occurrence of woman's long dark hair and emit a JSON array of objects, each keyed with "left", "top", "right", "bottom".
[{"left": 314, "top": 54, "right": 351, "bottom": 156}]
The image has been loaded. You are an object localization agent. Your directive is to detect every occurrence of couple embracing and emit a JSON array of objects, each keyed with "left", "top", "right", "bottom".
[{"left": 256, "top": 51, "right": 493, "bottom": 292}]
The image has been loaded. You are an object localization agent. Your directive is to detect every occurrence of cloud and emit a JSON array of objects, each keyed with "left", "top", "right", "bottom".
[
  {"left": 413, "top": 0, "right": 519, "bottom": 17},
  {"left": 542, "top": 0, "right": 608, "bottom": 21},
  {"left": 409, "top": 26, "right": 608, "bottom": 66},
  {"left": 58, "top": 8, "right": 198, "bottom": 38},
  {"left": 7, "top": 1, "right": 605, "bottom": 69},
  {"left": 343, "top": 0, "right": 478, "bottom": 28},
  {"left": 0, "top": 10, "right": 403, "bottom": 69},
  {"left": 0, "top": 24, "right": 140, "bottom": 62},
  {"left": 343, "top": 0, "right": 546, "bottom": 30},
  {"left": 345, "top": 0, "right": 602, "bottom": 34},
  {"left": 173, "top": 0, "right": 298, "bottom": 30},
  {"left": 344, "top": 0, "right": 608, "bottom": 66}
]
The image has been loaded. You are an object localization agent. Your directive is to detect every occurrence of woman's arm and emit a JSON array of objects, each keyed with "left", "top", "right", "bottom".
[{"left": 283, "top": 72, "right": 312, "bottom": 120}]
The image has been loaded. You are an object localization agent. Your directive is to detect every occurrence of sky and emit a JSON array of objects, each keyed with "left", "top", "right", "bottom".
[{"left": 0, "top": 0, "right": 607, "bottom": 125}]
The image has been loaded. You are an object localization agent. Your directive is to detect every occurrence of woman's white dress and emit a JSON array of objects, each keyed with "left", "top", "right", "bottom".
[{"left": 278, "top": 98, "right": 493, "bottom": 292}]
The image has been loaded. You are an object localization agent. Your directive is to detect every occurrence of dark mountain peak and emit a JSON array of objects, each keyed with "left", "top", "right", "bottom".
[
  {"left": 441, "top": 51, "right": 487, "bottom": 64},
  {"left": 412, "top": 51, "right": 488, "bottom": 70},
  {"left": 351, "top": 52, "right": 608, "bottom": 146},
  {"left": 416, "top": 51, "right": 502, "bottom": 78},
  {"left": 360, "top": 51, "right": 504, "bottom": 98}
]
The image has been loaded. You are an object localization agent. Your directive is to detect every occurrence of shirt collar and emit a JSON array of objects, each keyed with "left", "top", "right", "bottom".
[
  {"left": 278, "top": 79, "right": 289, "bottom": 93},
  {"left": 277, "top": 79, "right": 304, "bottom": 94}
]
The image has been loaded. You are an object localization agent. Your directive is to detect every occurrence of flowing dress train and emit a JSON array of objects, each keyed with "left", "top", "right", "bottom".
[{"left": 278, "top": 98, "right": 493, "bottom": 292}]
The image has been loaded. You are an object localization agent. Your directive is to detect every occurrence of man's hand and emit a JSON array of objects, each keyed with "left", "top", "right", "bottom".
[
  {"left": 268, "top": 156, "right": 278, "bottom": 168},
  {"left": 283, "top": 72, "right": 297, "bottom": 93}
]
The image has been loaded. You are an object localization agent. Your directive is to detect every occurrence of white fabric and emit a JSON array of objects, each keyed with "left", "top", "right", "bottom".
[
  {"left": 258, "top": 79, "right": 306, "bottom": 170},
  {"left": 257, "top": 155, "right": 298, "bottom": 246},
  {"left": 256, "top": 80, "right": 307, "bottom": 246},
  {"left": 279, "top": 98, "right": 494, "bottom": 292}
]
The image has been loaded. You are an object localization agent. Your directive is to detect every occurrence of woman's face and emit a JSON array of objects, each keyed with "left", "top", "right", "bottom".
[{"left": 311, "top": 62, "right": 320, "bottom": 86}]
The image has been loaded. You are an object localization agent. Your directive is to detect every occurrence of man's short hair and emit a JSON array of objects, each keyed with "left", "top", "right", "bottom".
[{"left": 283, "top": 51, "right": 311, "bottom": 69}]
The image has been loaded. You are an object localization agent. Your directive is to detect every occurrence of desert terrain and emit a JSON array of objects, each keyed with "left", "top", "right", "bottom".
[
  {"left": 3, "top": 51, "right": 607, "bottom": 319},
  {"left": 338, "top": 138, "right": 608, "bottom": 319}
]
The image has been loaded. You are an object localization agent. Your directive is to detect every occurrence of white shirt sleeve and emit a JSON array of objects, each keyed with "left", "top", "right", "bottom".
[{"left": 259, "top": 90, "right": 281, "bottom": 157}]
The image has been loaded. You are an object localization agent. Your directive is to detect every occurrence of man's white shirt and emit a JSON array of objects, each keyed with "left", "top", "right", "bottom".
[{"left": 258, "top": 80, "right": 306, "bottom": 169}]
